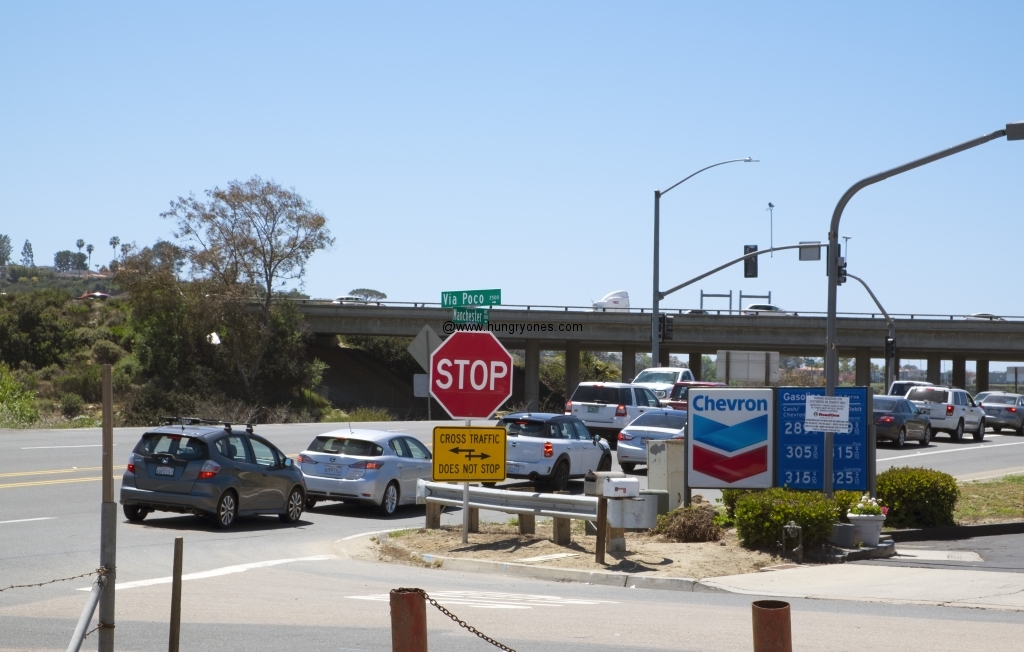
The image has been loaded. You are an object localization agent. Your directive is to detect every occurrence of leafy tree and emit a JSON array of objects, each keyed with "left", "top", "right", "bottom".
[
  {"left": 75, "top": 239, "right": 85, "bottom": 253},
  {"left": 349, "top": 288, "right": 387, "bottom": 302},
  {"left": 0, "top": 234, "right": 12, "bottom": 266},
  {"left": 54, "top": 250, "right": 75, "bottom": 272},
  {"left": 702, "top": 354, "right": 717, "bottom": 381},
  {"left": 161, "top": 176, "right": 334, "bottom": 397},
  {"left": 20, "top": 240, "right": 34, "bottom": 267}
]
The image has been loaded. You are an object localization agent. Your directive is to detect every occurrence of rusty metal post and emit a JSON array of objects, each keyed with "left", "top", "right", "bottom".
[
  {"left": 752, "top": 600, "right": 792, "bottom": 652},
  {"left": 390, "top": 589, "right": 427, "bottom": 652},
  {"left": 98, "top": 364, "right": 116, "bottom": 652}
]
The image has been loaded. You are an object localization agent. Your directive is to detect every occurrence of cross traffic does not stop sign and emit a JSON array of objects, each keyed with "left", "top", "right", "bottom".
[{"left": 429, "top": 331, "right": 513, "bottom": 419}]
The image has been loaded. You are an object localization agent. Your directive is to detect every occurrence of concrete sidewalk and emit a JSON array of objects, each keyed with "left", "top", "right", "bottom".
[{"left": 702, "top": 563, "right": 1024, "bottom": 611}]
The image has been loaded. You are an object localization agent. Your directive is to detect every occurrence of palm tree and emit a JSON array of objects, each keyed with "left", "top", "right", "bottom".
[
  {"left": 109, "top": 236, "right": 120, "bottom": 251},
  {"left": 86, "top": 244, "right": 94, "bottom": 271},
  {"left": 76, "top": 239, "right": 85, "bottom": 253}
]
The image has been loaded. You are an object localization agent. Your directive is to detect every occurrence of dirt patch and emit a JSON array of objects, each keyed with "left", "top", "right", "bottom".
[{"left": 373, "top": 519, "right": 782, "bottom": 579}]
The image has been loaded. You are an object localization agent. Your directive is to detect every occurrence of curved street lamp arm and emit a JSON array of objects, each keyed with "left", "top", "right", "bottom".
[
  {"left": 660, "top": 243, "right": 811, "bottom": 299},
  {"left": 661, "top": 158, "right": 757, "bottom": 196},
  {"left": 845, "top": 273, "right": 892, "bottom": 328}
]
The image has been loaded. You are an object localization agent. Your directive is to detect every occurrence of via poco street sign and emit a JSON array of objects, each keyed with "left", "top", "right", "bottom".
[
  {"left": 441, "top": 289, "right": 502, "bottom": 308},
  {"left": 429, "top": 331, "right": 513, "bottom": 419},
  {"left": 451, "top": 306, "right": 489, "bottom": 325},
  {"left": 687, "top": 388, "right": 774, "bottom": 488},
  {"left": 432, "top": 426, "right": 506, "bottom": 482}
]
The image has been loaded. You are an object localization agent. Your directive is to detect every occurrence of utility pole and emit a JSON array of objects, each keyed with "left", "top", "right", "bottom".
[
  {"left": 99, "top": 365, "right": 116, "bottom": 651},
  {"left": 766, "top": 203, "right": 775, "bottom": 256}
]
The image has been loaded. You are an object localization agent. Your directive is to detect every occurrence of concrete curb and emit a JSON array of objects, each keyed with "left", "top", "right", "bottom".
[
  {"left": 416, "top": 552, "right": 724, "bottom": 593},
  {"left": 887, "top": 521, "right": 1024, "bottom": 542}
]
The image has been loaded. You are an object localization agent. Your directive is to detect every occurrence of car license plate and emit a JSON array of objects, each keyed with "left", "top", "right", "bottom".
[
  {"left": 987, "top": 409, "right": 999, "bottom": 416},
  {"left": 323, "top": 464, "right": 345, "bottom": 475},
  {"left": 587, "top": 405, "right": 600, "bottom": 413},
  {"left": 507, "top": 465, "right": 521, "bottom": 474},
  {"left": 155, "top": 466, "right": 174, "bottom": 477}
]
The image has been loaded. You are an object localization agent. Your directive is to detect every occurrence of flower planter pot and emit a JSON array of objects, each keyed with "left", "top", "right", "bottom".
[{"left": 848, "top": 513, "right": 886, "bottom": 546}]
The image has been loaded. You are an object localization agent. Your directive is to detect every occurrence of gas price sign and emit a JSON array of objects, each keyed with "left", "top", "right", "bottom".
[{"left": 776, "top": 387, "right": 869, "bottom": 491}]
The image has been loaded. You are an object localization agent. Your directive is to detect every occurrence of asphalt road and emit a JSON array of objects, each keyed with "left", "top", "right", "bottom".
[{"left": 3, "top": 421, "right": 1024, "bottom": 650}]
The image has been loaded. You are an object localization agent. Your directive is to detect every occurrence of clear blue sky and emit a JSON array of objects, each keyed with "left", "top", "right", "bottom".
[{"left": 2, "top": 2, "right": 1021, "bottom": 324}]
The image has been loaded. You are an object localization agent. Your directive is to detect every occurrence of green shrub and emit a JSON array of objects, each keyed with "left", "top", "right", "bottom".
[
  {"left": 833, "top": 490, "right": 862, "bottom": 523},
  {"left": 0, "top": 363, "right": 39, "bottom": 427},
  {"left": 877, "top": 466, "right": 959, "bottom": 529},
  {"left": 720, "top": 489, "right": 757, "bottom": 519},
  {"left": 734, "top": 488, "right": 838, "bottom": 549},
  {"left": 654, "top": 503, "right": 723, "bottom": 542},
  {"left": 55, "top": 363, "right": 102, "bottom": 402},
  {"left": 59, "top": 392, "right": 84, "bottom": 418},
  {"left": 91, "top": 339, "right": 126, "bottom": 364}
]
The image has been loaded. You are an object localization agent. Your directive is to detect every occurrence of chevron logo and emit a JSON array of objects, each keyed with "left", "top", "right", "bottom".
[
  {"left": 692, "top": 445, "right": 768, "bottom": 483},
  {"left": 692, "top": 414, "right": 768, "bottom": 453}
]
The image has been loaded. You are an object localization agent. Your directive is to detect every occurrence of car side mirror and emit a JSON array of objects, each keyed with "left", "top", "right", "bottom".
[
  {"left": 284, "top": 458, "right": 293, "bottom": 468},
  {"left": 592, "top": 435, "right": 601, "bottom": 444}
]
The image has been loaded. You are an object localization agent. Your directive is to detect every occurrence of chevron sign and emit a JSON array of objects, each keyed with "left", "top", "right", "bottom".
[{"left": 687, "top": 388, "right": 774, "bottom": 488}]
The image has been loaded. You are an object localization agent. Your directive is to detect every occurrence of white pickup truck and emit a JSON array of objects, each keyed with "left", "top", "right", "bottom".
[
  {"left": 496, "top": 413, "right": 612, "bottom": 491},
  {"left": 906, "top": 386, "right": 985, "bottom": 442}
]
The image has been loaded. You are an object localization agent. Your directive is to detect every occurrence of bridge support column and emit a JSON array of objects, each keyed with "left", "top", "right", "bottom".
[
  {"left": 927, "top": 355, "right": 941, "bottom": 385},
  {"left": 952, "top": 356, "right": 966, "bottom": 390},
  {"left": 565, "top": 341, "right": 580, "bottom": 401},
  {"left": 689, "top": 353, "right": 702, "bottom": 382},
  {"left": 659, "top": 347, "right": 670, "bottom": 367},
  {"left": 855, "top": 348, "right": 871, "bottom": 387},
  {"left": 621, "top": 346, "right": 636, "bottom": 382},
  {"left": 977, "top": 360, "right": 990, "bottom": 393},
  {"left": 892, "top": 354, "right": 900, "bottom": 381},
  {"left": 525, "top": 340, "right": 540, "bottom": 412}
]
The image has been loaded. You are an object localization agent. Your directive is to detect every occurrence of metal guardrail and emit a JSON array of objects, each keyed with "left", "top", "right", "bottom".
[
  {"left": 416, "top": 481, "right": 598, "bottom": 521},
  {"left": 285, "top": 299, "right": 1024, "bottom": 322}
]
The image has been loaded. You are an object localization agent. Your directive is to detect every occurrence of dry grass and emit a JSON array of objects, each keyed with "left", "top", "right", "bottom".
[{"left": 956, "top": 475, "right": 1024, "bottom": 525}]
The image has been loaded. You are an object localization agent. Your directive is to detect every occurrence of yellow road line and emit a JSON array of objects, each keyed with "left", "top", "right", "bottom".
[
  {"left": 0, "top": 477, "right": 110, "bottom": 490},
  {"left": 0, "top": 466, "right": 125, "bottom": 479}
]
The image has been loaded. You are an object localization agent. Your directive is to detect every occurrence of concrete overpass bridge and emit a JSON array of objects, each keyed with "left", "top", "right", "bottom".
[{"left": 291, "top": 300, "right": 1024, "bottom": 410}]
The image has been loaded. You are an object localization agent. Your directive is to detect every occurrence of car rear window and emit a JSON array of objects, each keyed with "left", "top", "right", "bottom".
[
  {"left": 502, "top": 420, "right": 553, "bottom": 437},
  {"left": 571, "top": 386, "right": 630, "bottom": 404},
  {"left": 986, "top": 395, "right": 1018, "bottom": 405},
  {"left": 307, "top": 437, "right": 384, "bottom": 456},
  {"left": 629, "top": 412, "right": 686, "bottom": 430},
  {"left": 135, "top": 434, "right": 208, "bottom": 461},
  {"left": 633, "top": 370, "right": 679, "bottom": 384},
  {"left": 873, "top": 398, "right": 898, "bottom": 411},
  {"left": 907, "top": 388, "right": 949, "bottom": 403},
  {"left": 669, "top": 386, "right": 689, "bottom": 400}
]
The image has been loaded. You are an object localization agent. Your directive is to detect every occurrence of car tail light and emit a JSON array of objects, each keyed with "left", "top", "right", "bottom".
[
  {"left": 197, "top": 460, "right": 221, "bottom": 480},
  {"left": 296, "top": 454, "right": 317, "bottom": 464},
  {"left": 618, "top": 432, "right": 634, "bottom": 441},
  {"left": 126, "top": 454, "right": 135, "bottom": 474},
  {"left": 946, "top": 405, "right": 955, "bottom": 416},
  {"left": 543, "top": 442, "right": 553, "bottom": 458},
  {"left": 615, "top": 404, "right": 627, "bottom": 417},
  {"left": 1009, "top": 407, "right": 1018, "bottom": 413},
  {"left": 565, "top": 401, "right": 572, "bottom": 413},
  {"left": 878, "top": 416, "right": 894, "bottom": 424},
  {"left": 351, "top": 460, "right": 383, "bottom": 470}
]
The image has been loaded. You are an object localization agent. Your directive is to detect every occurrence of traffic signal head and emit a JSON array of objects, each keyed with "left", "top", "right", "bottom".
[
  {"left": 657, "top": 314, "right": 674, "bottom": 342},
  {"left": 837, "top": 255, "right": 847, "bottom": 285},
  {"left": 743, "top": 245, "right": 758, "bottom": 278},
  {"left": 885, "top": 337, "right": 896, "bottom": 359}
]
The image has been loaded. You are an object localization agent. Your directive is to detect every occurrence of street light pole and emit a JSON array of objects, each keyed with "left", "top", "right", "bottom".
[
  {"left": 846, "top": 273, "right": 895, "bottom": 389},
  {"left": 823, "top": 122, "right": 1022, "bottom": 496},
  {"left": 652, "top": 158, "right": 758, "bottom": 366}
]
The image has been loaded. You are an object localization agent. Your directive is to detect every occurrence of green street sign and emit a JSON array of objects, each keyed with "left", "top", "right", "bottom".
[
  {"left": 441, "top": 289, "right": 501, "bottom": 308},
  {"left": 451, "top": 307, "right": 489, "bottom": 325}
]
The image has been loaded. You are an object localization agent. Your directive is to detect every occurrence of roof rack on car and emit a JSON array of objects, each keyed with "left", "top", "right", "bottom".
[{"left": 159, "top": 416, "right": 253, "bottom": 433}]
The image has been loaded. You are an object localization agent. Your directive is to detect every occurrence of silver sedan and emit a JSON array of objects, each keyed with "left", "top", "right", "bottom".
[
  {"left": 297, "top": 429, "right": 432, "bottom": 515},
  {"left": 615, "top": 409, "right": 687, "bottom": 473},
  {"left": 980, "top": 393, "right": 1024, "bottom": 435}
]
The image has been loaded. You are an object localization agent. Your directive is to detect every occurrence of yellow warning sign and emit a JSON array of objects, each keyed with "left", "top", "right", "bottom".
[{"left": 432, "top": 426, "right": 506, "bottom": 482}]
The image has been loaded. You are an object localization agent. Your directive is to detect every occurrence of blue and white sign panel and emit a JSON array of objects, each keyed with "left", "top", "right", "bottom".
[
  {"left": 776, "top": 387, "right": 868, "bottom": 491},
  {"left": 687, "top": 388, "right": 774, "bottom": 489}
]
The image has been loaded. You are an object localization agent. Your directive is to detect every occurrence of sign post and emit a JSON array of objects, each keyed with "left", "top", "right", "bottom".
[{"left": 433, "top": 425, "right": 507, "bottom": 543}]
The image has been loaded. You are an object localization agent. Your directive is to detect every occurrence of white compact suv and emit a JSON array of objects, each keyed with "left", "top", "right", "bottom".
[
  {"left": 565, "top": 382, "right": 662, "bottom": 449},
  {"left": 630, "top": 367, "right": 695, "bottom": 400},
  {"left": 906, "top": 386, "right": 985, "bottom": 442}
]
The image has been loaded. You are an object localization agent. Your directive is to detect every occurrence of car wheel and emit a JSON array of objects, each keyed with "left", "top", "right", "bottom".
[
  {"left": 951, "top": 419, "right": 964, "bottom": 442},
  {"left": 619, "top": 462, "right": 636, "bottom": 473},
  {"left": 279, "top": 487, "right": 304, "bottom": 523},
  {"left": 920, "top": 427, "right": 931, "bottom": 446},
  {"left": 597, "top": 455, "right": 612, "bottom": 472},
  {"left": 545, "top": 462, "right": 570, "bottom": 492},
  {"left": 993, "top": 426, "right": 1002, "bottom": 434},
  {"left": 214, "top": 491, "right": 238, "bottom": 529},
  {"left": 305, "top": 497, "right": 318, "bottom": 510},
  {"left": 376, "top": 482, "right": 399, "bottom": 516},
  {"left": 973, "top": 418, "right": 985, "bottom": 442},
  {"left": 123, "top": 505, "right": 148, "bottom": 522},
  {"left": 896, "top": 428, "right": 906, "bottom": 448}
]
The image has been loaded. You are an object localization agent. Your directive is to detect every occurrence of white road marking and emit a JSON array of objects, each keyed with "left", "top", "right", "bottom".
[
  {"left": 21, "top": 444, "right": 110, "bottom": 450},
  {"left": 0, "top": 517, "right": 56, "bottom": 525},
  {"left": 895, "top": 549, "right": 984, "bottom": 562},
  {"left": 347, "top": 591, "right": 617, "bottom": 609},
  {"left": 76, "top": 555, "right": 330, "bottom": 591},
  {"left": 879, "top": 441, "right": 1024, "bottom": 463},
  {"left": 339, "top": 528, "right": 408, "bottom": 541}
]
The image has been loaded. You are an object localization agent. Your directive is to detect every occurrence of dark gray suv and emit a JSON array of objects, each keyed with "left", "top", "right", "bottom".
[{"left": 119, "top": 422, "right": 305, "bottom": 528}]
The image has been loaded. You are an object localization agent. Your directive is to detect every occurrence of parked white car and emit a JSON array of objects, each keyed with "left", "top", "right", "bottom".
[
  {"left": 906, "top": 386, "right": 986, "bottom": 442},
  {"left": 496, "top": 413, "right": 612, "bottom": 491},
  {"left": 565, "top": 382, "right": 662, "bottom": 449},
  {"left": 630, "top": 367, "right": 695, "bottom": 399}
]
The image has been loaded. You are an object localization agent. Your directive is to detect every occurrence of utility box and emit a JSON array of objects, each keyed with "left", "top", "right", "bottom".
[
  {"left": 607, "top": 495, "right": 658, "bottom": 530},
  {"left": 716, "top": 350, "right": 780, "bottom": 384},
  {"left": 647, "top": 439, "right": 686, "bottom": 511},
  {"left": 584, "top": 470, "right": 625, "bottom": 497}
]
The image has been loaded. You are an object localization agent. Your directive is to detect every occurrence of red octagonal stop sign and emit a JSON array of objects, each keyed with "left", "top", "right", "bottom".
[{"left": 429, "top": 331, "right": 513, "bottom": 419}]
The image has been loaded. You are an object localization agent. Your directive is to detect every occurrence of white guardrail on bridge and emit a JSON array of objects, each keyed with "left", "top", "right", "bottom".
[{"left": 416, "top": 480, "right": 598, "bottom": 521}]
